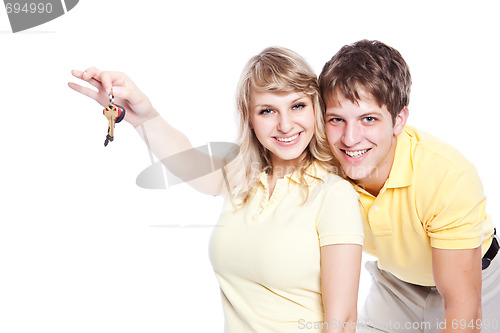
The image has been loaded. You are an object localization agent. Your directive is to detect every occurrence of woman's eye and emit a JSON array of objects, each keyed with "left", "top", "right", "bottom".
[
  {"left": 259, "top": 109, "right": 274, "bottom": 115},
  {"left": 292, "top": 103, "right": 306, "bottom": 110}
]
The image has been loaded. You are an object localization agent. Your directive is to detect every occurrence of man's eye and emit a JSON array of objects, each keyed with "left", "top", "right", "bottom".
[
  {"left": 328, "top": 118, "right": 343, "bottom": 123},
  {"left": 364, "top": 117, "right": 376, "bottom": 123}
]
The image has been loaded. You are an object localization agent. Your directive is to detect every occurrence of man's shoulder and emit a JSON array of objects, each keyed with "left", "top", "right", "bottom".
[{"left": 403, "top": 126, "right": 473, "bottom": 172}]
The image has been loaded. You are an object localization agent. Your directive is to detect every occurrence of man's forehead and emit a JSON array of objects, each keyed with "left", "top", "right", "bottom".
[{"left": 325, "top": 88, "right": 373, "bottom": 108}]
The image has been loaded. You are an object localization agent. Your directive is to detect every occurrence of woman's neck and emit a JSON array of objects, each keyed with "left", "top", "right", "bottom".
[{"left": 269, "top": 151, "right": 307, "bottom": 179}]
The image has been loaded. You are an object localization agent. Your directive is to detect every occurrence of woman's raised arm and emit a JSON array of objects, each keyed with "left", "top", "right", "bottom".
[{"left": 69, "top": 68, "right": 225, "bottom": 195}]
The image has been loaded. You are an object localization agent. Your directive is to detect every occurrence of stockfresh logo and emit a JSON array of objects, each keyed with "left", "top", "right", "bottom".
[{"left": 4, "top": 0, "right": 78, "bottom": 33}]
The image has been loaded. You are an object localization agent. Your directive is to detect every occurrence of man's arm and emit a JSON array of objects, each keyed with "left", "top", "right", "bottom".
[{"left": 432, "top": 247, "right": 482, "bottom": 333}]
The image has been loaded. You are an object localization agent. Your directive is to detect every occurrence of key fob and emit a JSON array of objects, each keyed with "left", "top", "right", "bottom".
[
  {"left": 102, "top": 104, "right": 126, "bottom": 123},
  {"left": 114, "top": 104, "right": 126, "bottom": 123}
]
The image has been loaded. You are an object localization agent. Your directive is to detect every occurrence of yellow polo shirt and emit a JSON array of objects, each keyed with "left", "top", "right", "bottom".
[
  {"left": 209, "top": 162, "right": 363, "bottom": 332},
  {"left": 354, "top": 126, "right": 494, "bottom": 286}
]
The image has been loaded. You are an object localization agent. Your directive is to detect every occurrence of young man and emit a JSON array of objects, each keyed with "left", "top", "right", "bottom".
[{"left": 319, "top": 40, "right": 499, "bottom": 333}]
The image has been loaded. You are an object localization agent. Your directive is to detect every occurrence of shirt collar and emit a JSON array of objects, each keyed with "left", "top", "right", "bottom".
[{"left": 258, "top": 162, "right": 329, "bottom": 187}]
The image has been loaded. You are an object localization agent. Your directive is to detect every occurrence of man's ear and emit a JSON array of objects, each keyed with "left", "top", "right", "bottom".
[{"left": 393, "top": 106, "right": 409, "bottom": 135}]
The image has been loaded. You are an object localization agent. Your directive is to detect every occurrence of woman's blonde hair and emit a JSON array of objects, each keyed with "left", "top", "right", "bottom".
[{"left": 225, "top": 47, "right": 335, "bottom": 206}]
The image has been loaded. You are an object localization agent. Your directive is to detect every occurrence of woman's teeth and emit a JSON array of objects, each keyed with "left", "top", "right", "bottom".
[
  {"left": 276, "top": 133, "right": 299, "bottom": 142},
  {"left": 344, "top": 149, "right": 368, "bottom": 158}
]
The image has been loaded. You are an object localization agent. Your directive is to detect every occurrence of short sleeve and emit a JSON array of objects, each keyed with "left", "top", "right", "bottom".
[
  {"left": 422, "top": 165, "right": 487, "bottom": 250},
  {"left": 316, "top": 177, "right": 364, "bottom": 247}
]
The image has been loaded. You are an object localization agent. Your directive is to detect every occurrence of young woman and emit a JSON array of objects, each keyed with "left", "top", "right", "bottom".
[{"left": 69, "top": 47, "right": 363, "bottom": 332}]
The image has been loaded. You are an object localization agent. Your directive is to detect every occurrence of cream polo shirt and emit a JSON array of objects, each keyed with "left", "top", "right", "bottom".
[
  {"left": 209, "top": 162, "right": 363, "bottom": 332},
  {"left": 354, "top": 126, "right": 494, "bottom": 286}
]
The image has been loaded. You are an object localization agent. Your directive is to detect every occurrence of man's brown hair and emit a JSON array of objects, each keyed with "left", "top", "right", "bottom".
[{"left": 319, "top": 40, "right": 412, "bottom": 123}]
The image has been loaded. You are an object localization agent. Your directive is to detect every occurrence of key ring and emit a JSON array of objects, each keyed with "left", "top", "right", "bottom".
[{"left": 108, "top": 89, "right": 115, "bottom": 106}]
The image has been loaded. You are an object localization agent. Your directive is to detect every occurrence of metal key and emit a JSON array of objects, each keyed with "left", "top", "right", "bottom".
[
  {"left": 103, "top": 104, "right": 119, "bottom": 146},
  {"left": 102, "top": 90, "right": 126, "bottom": 147}
]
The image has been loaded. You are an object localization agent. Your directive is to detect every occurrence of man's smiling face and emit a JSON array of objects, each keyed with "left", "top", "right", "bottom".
[{"left": 325, "top": 90, "right": 408, "bottom": 195}]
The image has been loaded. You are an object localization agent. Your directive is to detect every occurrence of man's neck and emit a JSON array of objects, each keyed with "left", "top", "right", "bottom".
[{"left": 359, "top": 180, "right": 385, "bottom": 197}]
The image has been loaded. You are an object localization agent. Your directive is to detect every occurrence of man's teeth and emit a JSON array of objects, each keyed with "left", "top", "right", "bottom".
[
  {"left": 344, "top": 149, "right": 368, "bottom": 158},
  {"left": 276, "top": 133, "right": 299, "bottom": 142}
]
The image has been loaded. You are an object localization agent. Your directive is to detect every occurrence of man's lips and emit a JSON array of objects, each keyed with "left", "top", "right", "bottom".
[{"left": 340, "top": 148, "right": 371, "bottom": 160}]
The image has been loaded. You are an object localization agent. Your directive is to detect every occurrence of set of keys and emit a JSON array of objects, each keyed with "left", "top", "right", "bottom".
[{"left": 103, "top": 91, "right": 126, "bottom": 147}]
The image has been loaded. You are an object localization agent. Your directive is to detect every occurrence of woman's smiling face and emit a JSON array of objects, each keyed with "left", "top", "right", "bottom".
[{"left": 249, "top": 90, "right": 315, "bottom": 171}]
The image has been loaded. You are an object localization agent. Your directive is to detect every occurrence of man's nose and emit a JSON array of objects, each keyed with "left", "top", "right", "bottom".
[{"left": 342, "top": 122, "right": 362, "bottom": 147}]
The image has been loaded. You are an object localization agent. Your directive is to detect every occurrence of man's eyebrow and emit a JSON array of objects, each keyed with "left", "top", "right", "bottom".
[
  {"left": 360, "top": 111, "right": 384, "bottom": 117},
  {"left": 325, "top": 110, "right": 342, "bottom": 117},
  {"left": 325, "top": 110, "right": 384, "bottom": 117}
]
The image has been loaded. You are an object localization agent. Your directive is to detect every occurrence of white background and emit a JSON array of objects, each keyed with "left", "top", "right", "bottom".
[{"left": 0, "top": 0, "right": 498, "bottom": 332}]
